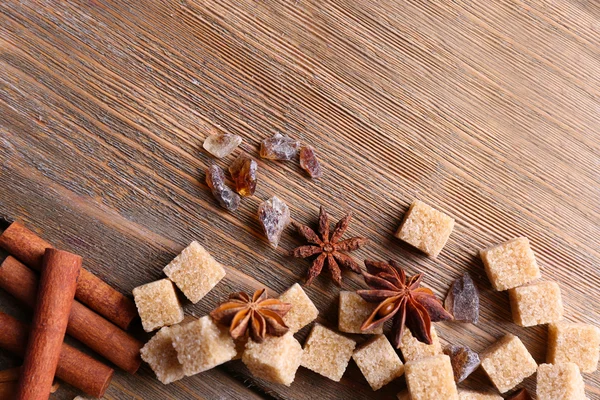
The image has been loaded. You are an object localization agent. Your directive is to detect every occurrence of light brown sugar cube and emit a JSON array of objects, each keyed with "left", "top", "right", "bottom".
[
  {"left": 537, "top": 363, "right": 586, "bottom": 400},
  {"left": 509, "top": 281, "right": 563, "bottom": 327},
  {"left": 278, "top": 283, "right": 319, "bottom": 333},
  {"left": 133, "top": 279, "right": 184, "bottom": 332},
  {"left": 395, "top": 200, "right": 455, "bottom": 257},
  {"left": 140, "top": 326, "right": 185, "bottom": 384},
  {"left": 480, "top": 237, "right": 540, "bottom": 291},
  {"left": 405, "top": 355, "right": 459, "bottom": 400},
  {"left": 301, "top": 324, "right": 356, "bottom": 381},
  {"left": 480, "top": 334, "right": 537, "bottom": 393},
  {"left": 171, "top": 316, "right": 236, "bottom": 376},
  {"left": 399, "top": 326, "right": 442, "bottom": 362},
  {"left": 548, "top": 321, "right": 600, "bottom": 373},
  {"left": 242, "top": 333, "right": 303, "bottom": 386},
  {"left": 352, "top": 335, "right": 404, "bottom": 390},
  {"left": 163, "top": 241, "right": 226, "bottom": 303},
  {"left": 458, "top": 390, "right": 503, "bottom": 400},
  {"left": 338, "top": 291, "right": 383, "bottom": 334}
]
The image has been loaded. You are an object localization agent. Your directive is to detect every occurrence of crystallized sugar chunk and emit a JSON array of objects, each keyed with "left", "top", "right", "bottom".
[
  {"left": 133, "top": 279, "right": 184, "bottom": 332},
  {"left": 242, "top": 333, "right": 303, "bottom": 386},
  {"left": 405, "top": 355, "right": 459, "bottom": 400},
  {"left": 548, "top": 321, "right": 600, "bottom": 373},
  {"left": 458, "top": 390, "right": 502, "bottom": 400},
  {"left": 164, "top": 241, "right": 226, "bottom": 304},
  {"left": 537, "top": 363, "right": 586, "bottom": 400},
  {"left": 352, "top": 335, "right": 404, "bottom": 390},
  {"left": 480, "top": 334, "right": 537, "bottom": 393},
  {"left": 278, "top": 283, "right": 318, "bottom": 333},
  {"left": 140, "top": 326, "right": 185, "bottom": 384},
  {"left": 395, "top": 200, "right": 455, "bottom": 257},
  {"left": 400, "top": 326, "right": 442, "bottom": 362},
  {"left": 171, "top": 316, "right": 236, "bottom": 376},
  {"left": 338, "top": 291, "right": 383, "bottom": 334},
  {"left": 480, "top": 237, "right": 540, "bottom": 291},
  {"left": 301, "top": 324, "right": 356, "bottom": 381},
  {"left": 203, "top": 132, "right": 242, "bottom": 158},
  {"left": 509, "top": 281, "right": 563, "bottom": 327}
]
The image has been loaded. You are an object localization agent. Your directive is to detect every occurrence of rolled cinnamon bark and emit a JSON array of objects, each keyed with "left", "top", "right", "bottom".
[
  {"left": 0, "top": 256, "right": 142, "bottom": 374},
  {"left": 0, "top": 312, "right": 113, "bottom": 397},
  {"left": 17, "top": 249, "right": 81, "bottom": 400},
  {"left": 0, "top": 221, "right": 138, "bottom": 330}
]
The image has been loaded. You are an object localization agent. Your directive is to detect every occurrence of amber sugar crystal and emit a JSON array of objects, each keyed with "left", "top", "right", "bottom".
[
  {"left": 299, "top": 145, "right": 323, "bottom": 179},
  {"left": 480, "top": 237, "right": 540, "bottom": 291},
  {"left": 140, "top": 326, "right": 185, "bottom": 384},
  {"left": 203, "top": 132, "right": 242, "bottom": 158},
  {"left": 480, "top": 334, "right": 537, "bottom": 393},
  {"left": 229, "top": 154, "right": 258, "bottom": 197},
  {"left": 133, "top": 279, "right": 184, "bottom": 332},
  {"left": 338, "top": 291, "right": 383, "bottom": 335},
  {"left": 278, "top": 283, "right": 319, "bottom": 333},
  {"left": 171, "top": 316, "right": 236, "bottom": 376},
  {"left": 352, "top": 334, "right": 404, "bottom": 391},
  {"left": 405, "top": 354, "right": 459, "bottom": 400},
  {"left": 547, "top": 321, "right": 600, "bottom": 373},
  {"left": 537, "top": 363, "right": 586, "bottom": 400},
  {"left": 444, "top": 344, "right": 480, "bottom": 383},
  {"left": 206, "top": 165, "right": 241, "bottom": 211},
  {"left": 260, "top": 133, "right": 300, "bottom": 160},
  {"left": 258, "top": 196, "right": 291, "bottom": 248},
  {"left": 395, "top": 200, "right": 455, "bottom": 257},
  {"left": 399, "top": 326, "right": 442, "bottom": 362},
  {"left": 242, "top": 332, "right": 303, "bottom": 386},
  {"left": 301, "top": 324, "right": 356, "bottom": 382},
  {"left": 508, "top": 281, "right": 563, "bottom": 327}
]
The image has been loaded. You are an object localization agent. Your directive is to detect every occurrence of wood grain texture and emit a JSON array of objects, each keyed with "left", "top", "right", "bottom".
[{"left": 0, "top": 0, "right": 598, "bottom": 399}]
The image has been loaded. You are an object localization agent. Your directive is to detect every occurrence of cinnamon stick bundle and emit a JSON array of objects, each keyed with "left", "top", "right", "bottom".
[
  {"left": 17, "top": 249, "right": 81, "bottom": 400},
  {"left": 0, "top": 255, "right": 142, "bottom": 374},
  {"left": 0, "top": 312, "right": 113, "bottom": 397},
  {"left": 0, "top": 221, "right": 138, "bottom": 330}
]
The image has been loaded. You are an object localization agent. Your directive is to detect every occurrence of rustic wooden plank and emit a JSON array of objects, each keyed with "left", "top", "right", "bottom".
[{"left": 1, "top": 0, "right": 599, "bottom": 399}]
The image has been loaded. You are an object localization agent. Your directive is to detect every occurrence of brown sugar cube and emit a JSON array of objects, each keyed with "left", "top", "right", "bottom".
[
  {"left": 338, "top": 291, "right": 383, "bottom": 334},
  {"left": 405, "top": 354, "right": 459, "bottom": 400},
  {"left": 480, "top": 334, "right": 537, "bottom": 393},
  {"left": 278, "top": 283, "right": 319, "bottom": 333},
  {"left": 140, "top": 326, "right": 185, "bottom": 384},
  {"left": 133, "top": 279, "right": 184, "bottom": 332},
  {"left": 395, "top": 200, "right": 455, "bottom": 257},
  {"left": 537, "top": 363, "right": 586, "bottom": 400},
  {"left": 301, "top": 323, "right": 356, "bottom": 381},
  {"left": 352, "top": 335, "right": 404, "bottom": 391},
  {"left": 163, "top": 241, "right": 226, "bottom": 304},
  {"left": 171, "top": 316, "right": 236, "bottom": 376},
  {"left": 242, "top": 332, "right": 303, "bottom": 386},
  {"left": 458, "top": 390, "right": 502, "bottom": 399},
  {"left": 508, "top": 281, "right": 563, "bottom": 327},
  {"left": 547, "top": 321, "right": 600, "bottom": 373},
  {"left": 480, "top": 237, "right": 540, "bottom": 291},
  {"left": 399, "top": 326, "right": 442, "bottom": 362}
]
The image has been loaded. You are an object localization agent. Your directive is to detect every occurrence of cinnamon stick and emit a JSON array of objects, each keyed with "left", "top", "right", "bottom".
[
  {"left": 0, "top": 312, "right": 113, "bottom": 397},
  {"left": 0, "top": 221, "right": 138, "bottom": 330},
  {"left": 0, "top": 255, "right": 142, "bottom": 374},
  {"left": 17, "top": 249, "right": 81, "bottom": 400}
]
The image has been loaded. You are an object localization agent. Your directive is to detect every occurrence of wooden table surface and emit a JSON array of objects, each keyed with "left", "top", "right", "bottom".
[{"left": 1, "top": 0, "right": 599, "bottom": 399}]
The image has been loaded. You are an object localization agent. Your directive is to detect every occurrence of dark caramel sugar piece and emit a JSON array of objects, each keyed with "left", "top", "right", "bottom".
[
  {"left": 299, "top": 146, "right": 323, "bottom": 178},
  {"left": 205, "top": 165, "right": 240, "bottom": 211},
  {"left": 445, "top": 273, "right": 480, "bottom": 324},
  {"left": 444, "top": 344, "right": 481, "bottom": 383},
  {"left": 260, "top": 133, "right": 300, "bottom": 160},
  {"left": 229, "top": 154, "right": 258, "bottom": 197}
]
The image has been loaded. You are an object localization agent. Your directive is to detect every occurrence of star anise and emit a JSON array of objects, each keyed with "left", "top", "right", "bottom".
[
  {"left": 209, "top": 289, "right": 291, "bottom": 343},
  {"left": 358, "top": 260, "right": 453, "bottom": 348},
  {"left": 289, "top": 206, "right": 368, "bottom": 286}
]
